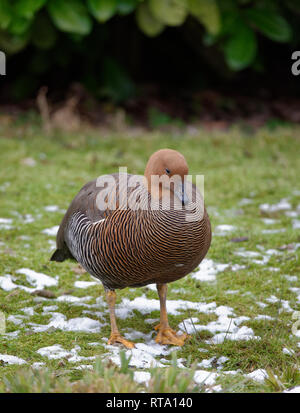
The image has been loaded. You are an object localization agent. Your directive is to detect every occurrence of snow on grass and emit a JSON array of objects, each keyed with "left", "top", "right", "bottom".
[
  {"left": 133, "top": 371, "right": 151, "bottom": 385},
  {"left": 292, "top": 219, "right": 300, "bottom": 229},
  {"left": 214, "top": 224, "right": 237, "bottom": 236},
  {"left": 261, "top": 218, "right": 278, "bottom": 225},
  {"left": 44, "top": 205, "right": 60, "bottom": 212},
  {"left": 36, "top": 344, "right": 96, "bottom": 363},
  {"left": 0, "top": 354, "right": 27, "bottom": 365},
  {"left": 178, "top": 305, "right": 260, "bottom": 345},
  {"left": 283, "top": 387, "right": 300, "bottom": 393},
  {"left": 116, "top": 294, "right": 217, "bottom": 319},
  {"left": 194, "top": 370, "right": 219, "bottom": 386},
  {"left": 261, "top": 228, "right": 286, "bottom": 234},
  {"left": 74, "top": 281, "right": 99, "bottom": 289},
  {"left": 259, "top": 199, "right": 291, "bottom": 213},
  {"left": 103, "top": 340, "right": 177, "bottom": 369},
  {"left": 56, "top": 295, "right": 92, "bottom": 303},
  {"left": 191, "top": 258, "right": 229, "bottom": 282},
  {"left": 0, "top": 274, "right": 21, "bottom": 292},
  {"left": 41, "top": 226, "right": 59, "bottom": 236},
  {"left": 0, "top": 217, "right": 13, "bottom": 230},
  {"left": 28, "top": 312, "right": 103, "bottom": 333},
  {"left": 245, "top": 369, "right": 267, "bottom": 383},
  {"left": 16, "top": 268, "right": 58, "bottom": 290}
]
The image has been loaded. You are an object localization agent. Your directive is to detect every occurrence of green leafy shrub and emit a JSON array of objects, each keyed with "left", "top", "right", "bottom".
[
  {"left": 0, "top": 0, "right": 298, "bottom": 103},
  {"left": 0, "top": 0, "right": 295, "bottom": 71}
]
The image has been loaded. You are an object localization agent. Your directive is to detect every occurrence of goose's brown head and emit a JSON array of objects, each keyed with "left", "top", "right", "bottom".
[{"left": 144, "top": 149, "right": 189, "bottom": 205}]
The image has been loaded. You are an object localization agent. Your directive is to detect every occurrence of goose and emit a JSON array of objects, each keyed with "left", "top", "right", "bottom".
[{"left": 51, "top": 149, "right": 211, "bottom": 348}]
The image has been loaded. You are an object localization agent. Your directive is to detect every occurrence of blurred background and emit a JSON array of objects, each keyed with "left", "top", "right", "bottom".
[{"left": 0, "top": 0, "right": 300, "bottom": 129}]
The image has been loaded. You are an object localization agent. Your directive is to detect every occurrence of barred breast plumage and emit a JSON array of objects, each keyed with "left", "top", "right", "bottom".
[{"left": 51, "top": 149, "right": 211, "bottom": 348}]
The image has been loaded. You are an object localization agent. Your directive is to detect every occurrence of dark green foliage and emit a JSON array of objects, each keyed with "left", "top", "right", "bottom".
[
  {"left": 0, "top": 0, "right": 298, "bottom": 102},
  {"left": 0, "top": 0, "right": 295, "bottom": 68}
]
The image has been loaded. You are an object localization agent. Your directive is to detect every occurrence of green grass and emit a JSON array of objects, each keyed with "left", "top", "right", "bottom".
[{"left": 0, "top": 114, "right": 300, "bottom": 392}]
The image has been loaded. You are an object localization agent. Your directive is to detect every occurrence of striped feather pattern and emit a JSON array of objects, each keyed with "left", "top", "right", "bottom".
[{"left": 55, "top": 174, "right": 211, "bottom": 290}]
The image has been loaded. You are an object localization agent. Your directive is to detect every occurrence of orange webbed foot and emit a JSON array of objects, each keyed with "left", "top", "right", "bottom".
[
  {"left": 108, "top": 333, "right": 135, "bottom": 349},
  {"left": 154, "top": 324, "right": 189, "bottom": 346}
]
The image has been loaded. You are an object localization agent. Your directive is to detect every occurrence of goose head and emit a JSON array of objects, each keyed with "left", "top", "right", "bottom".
[{"left": 144, "top": 149, "right": 189, "bottom": 206}]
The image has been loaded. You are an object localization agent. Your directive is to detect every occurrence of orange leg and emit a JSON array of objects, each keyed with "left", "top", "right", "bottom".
[
  {"left": 154, "top": 283, "right": 189, "bottom": 346},
  {"left": 105, "top": 289, "right": 135, "bottom": 349}
]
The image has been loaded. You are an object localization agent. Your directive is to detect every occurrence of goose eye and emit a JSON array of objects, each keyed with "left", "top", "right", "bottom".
[{"left": 165, "top": 168, "right": 170, "bottom": 174}]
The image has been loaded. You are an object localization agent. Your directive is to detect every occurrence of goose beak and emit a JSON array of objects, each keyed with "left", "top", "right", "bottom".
[{"left": 175, "top": 183, "right": 189, "bottom": 206}]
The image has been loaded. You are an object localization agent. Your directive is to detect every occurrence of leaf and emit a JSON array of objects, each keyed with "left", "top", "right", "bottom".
[
  {"left": 136, "top": 2, "right": 165, "bottom": 37},
  {"left": 47, "top": 0, "right": 92, "bottom": 35},
  {"left": 87, "top": 0, "right": 117, "bottom": 23},
  {"left": 221, "top": 9, "right": 240, "bottom": 35},
  {"left": 245, "top": 8, "right": 292, "bottom": 43},
  {"left": 8, "top": 16, "right": 32, "bottom": 35},
  {"left": 0, "top": 30, "right": 30, "bottom": 54},
  {"left": 116, "top": 0, "right": 138, "bottom": 15},
  {"left": 149, "top": 0, "right": 188, "bottom": 26},
  {"left": 13, "top": 0, "right": 46, "bottom": 19},
  {"left": 188, "top": 0, "right": 221, "bottom": 35},
  {"left": 0, "top": 0, "right": 12, "bottom": 30},
  {"left": 224, "top": 23, "right": 257, "bottom": 70},
  {"left": 31, "top": 15, "right": 57, "bottom": 50}
]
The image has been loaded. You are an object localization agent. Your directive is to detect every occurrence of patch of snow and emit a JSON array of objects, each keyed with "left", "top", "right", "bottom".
[
  {"left": 0, "top": 354, "right": 27, "bottom": 365},
  {"left": 239, "top": 198, "right": 253, "bottom": 206},
  {"left": 56, "top": 295, "right": 92, "bottom": 303},
  {"left": 16, "top": 268, "right": 58, "bottom": 290},
  {"left": 29, "top": 312, "right": 103, "bottom": 333},
  {"left": 214, "top": 225, "right": 237, "bottom": 236},
  {"left": 42, "top": 305, "right": 58, "bottom": 313},
  {"left": 145, "top": 283, "right": 157, "bottom": 291},
  {"left": 36, "top": 344, "right": 96, "bottom": 363},
  {"left": 42, "top": 226, "right": 59, "bottom": 237},
  {"left": 0, "top": 217, "right": 13, "bottom": 230},
  {"left": 283, "top": 386, "right": 300, "bottom": 393},
  {"left": 234, "top": 250, "right": 261, "bottom": 258},
  {"left": 7, "top": 315, "right": 25, "bottom": 325},
  {"left": 261, "top": 229, "right": 286, "bottom": 234},
  {"left": 74, "top": 281, "right": 98, "bottom": 289},
  {"left": 191, "top": 259, "right": 229, "bottom": 282},
  {"left": 104, "top": 341, "right": 176, "bottom": 369},
  {"left": 260, "top": 199, "right": 291, "bottom": 213},
  {"left": 261, "top": 218, "right": 278, "bottom": 225},
  {"left": 265, "top": 295, "right": 279, "bottom": 304},
  {"left": 285, "top": 211, "right": 299, "bottom": 218},
  {"left": 210, "top": 326, "right": 260, "bottom": 344},
  {"left": 283, "top": 348, "right": 295, "bottom": 356},
  {"left": 254, "top": 315, "right": 275, "bottom": 321},
  {"left": 197, "top": 356, "right": 228, "bottom": 370},
  {"left": 31, "top": 362, "right": 46, "bottom": 369},
  {"left": 292, "top": 219, "right": 300, "bottom": 229},
  {"left": 284, "top": 275, "right": 298, "bottom": 282},
  {"left": 0, "top": 274, "right": 20, "bottom": 291},
  {"left": 194, "top": 370, "right": 218, "bottom": 386},
  {"left": 21, "top": 307, "right": 34, "bottom": 316},
  {"left": 117, "top": 295, "right": 216, "bottom": 319},
  {"left": 74, "top": 365, "right": 93, "bottom": 370},
  {"left": 133, "top": 371, "right": 151, "bottom": 385},
  {"left": 246, "top": 369, "right": 267, "bottom": 383},
  {"left": 44, "top": 205, "right": 60, "bottom": 212}
]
